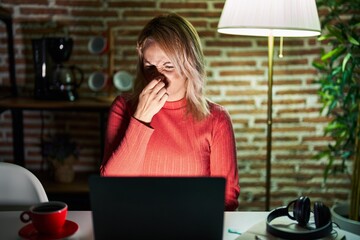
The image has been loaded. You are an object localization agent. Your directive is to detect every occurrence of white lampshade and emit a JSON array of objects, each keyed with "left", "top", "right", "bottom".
[{"left": 218, "top": 0, "right": 321, "bottom": 37}]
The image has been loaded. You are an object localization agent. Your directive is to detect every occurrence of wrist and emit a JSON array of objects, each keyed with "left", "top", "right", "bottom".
[{"left": 132, "top": 115, "right": 152, "bottom": 127}]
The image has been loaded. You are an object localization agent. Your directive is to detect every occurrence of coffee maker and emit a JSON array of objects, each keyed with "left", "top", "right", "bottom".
[{"left": 32, "top": 37, "right": 84, "bottom": 101}]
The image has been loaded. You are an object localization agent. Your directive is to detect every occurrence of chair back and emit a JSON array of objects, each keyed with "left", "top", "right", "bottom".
[{"left": 0, "top": 162, "right": 48, "bottom": 210}]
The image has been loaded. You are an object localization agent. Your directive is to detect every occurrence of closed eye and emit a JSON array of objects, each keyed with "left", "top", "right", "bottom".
[
  {"left": 144, "top": 65, "right": 155, "bottom": 70},
  {"left": 163, "top": 64, "right": 174, "bottom": 72},
  {"left": 165, "top": 66, "right": 174, "bottom": 70}
]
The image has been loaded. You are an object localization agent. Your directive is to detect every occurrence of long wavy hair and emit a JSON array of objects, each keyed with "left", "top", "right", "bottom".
[{"left": 129, "top": 13, "right": 210, "bottom": 120}]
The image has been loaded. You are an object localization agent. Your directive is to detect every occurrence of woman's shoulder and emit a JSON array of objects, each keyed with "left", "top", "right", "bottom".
[
  {"left": 207, "top": 100, "right": 229, "bottom": 114},
  {"left": 110, "top": 94, "right": 133, "bottom": 113},
  {"left": 112, "top": 93, "right": 133, "bottom": 104},
  {"left": 202, "top": 100, "right": 234, "bottom": 131},
  {"left": 206, "top": 100, "right": 232, "bottom": 121}
]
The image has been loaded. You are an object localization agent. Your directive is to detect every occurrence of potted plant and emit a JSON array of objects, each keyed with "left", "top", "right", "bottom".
[
  {"left": 313, "top": 0, "right": 360, "bottom": 234},
  {"left": 42, "top": 133, "right": 80, "bottom": 183}
]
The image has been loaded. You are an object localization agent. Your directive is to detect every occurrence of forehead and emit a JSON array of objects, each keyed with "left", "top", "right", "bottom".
[{"left": 142, "top": 41, "right": 172, "bottom": 65}]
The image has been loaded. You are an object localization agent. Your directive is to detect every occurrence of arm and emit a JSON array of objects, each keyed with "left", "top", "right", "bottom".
[
  {"left": 210, "top": 107, "right": 240, "bottom": 211},
  {"left": 100, "top": 96, "right": 154, "bottom": 176},
  {"left": 101, "top": 78, "right": 168, "bottom": 176}
]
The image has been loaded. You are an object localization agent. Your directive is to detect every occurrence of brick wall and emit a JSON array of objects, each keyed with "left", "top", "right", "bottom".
[{"left": 0, "top": 0, "right": 351, "bottom": 211}]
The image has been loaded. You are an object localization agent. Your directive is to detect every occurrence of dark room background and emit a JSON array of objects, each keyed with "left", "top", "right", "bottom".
[{"left": 0, "top": 0, "right": 350, "bottom": 210}]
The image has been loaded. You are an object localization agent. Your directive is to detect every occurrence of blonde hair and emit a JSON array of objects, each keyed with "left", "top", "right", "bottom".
[{"left": 131, "top": 13, "right": 209, "bottom": 120}]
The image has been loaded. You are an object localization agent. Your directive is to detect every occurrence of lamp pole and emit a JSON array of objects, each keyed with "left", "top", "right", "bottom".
[
  {"left": 217, "top": 0, "right": 321, "bottom": 212},
  {"left": 265, "top": 35, "right": 274, "bottom": 211}
]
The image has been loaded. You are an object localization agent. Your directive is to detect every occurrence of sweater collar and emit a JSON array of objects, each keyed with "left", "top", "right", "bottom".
[{"left": 163, "top": 98, "right": 187, "bottom": 110}]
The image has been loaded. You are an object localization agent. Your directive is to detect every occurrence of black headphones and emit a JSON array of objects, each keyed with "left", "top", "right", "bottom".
[{"left": 266, "top": 196, "right": 333, "bottom": 240}]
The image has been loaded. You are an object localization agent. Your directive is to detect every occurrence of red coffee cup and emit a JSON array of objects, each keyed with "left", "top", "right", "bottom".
[{"left": 20, "top": 201, "right": 68, "bottom": 235}]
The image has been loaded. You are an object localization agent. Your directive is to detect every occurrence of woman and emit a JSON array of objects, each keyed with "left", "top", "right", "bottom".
[{"left": 100, "top": 13, "right": 240, "bottom": 211}]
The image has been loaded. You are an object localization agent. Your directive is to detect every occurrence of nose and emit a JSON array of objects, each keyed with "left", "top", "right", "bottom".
[
  {"left": 146, "top": 66, "right": 169, "bottom": 88},
  {"left": 144, "top": 65, "right": 166, "bottom": 81}
]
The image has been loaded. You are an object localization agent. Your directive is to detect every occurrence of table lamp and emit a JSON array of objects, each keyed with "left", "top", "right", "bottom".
[{"left": 218, "top": 0, "right": 321, "bottom": 210}]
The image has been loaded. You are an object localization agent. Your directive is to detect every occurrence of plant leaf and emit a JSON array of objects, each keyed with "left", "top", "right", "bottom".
[
  {"left": 342, "top": 53, "right": 352, "bottom": 71},
  {"left": 347, "top": 34, "right": 360, "bottom": 45},
  {"left": 321, "top": 46, "right": 346, "bottom": 61},
  {"left": 312, "top": 61, "right": 326, "bottom": 71},
  {"left": 318, "top": 34, "right": 332, "bottom": 41}
]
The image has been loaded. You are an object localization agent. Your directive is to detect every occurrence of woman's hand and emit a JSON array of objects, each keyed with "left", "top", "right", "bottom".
[{"left": 133, "top": 78, "right": 169, "bottom": 123}]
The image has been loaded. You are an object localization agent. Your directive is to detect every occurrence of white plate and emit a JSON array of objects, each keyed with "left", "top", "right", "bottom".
[
  {"left": 88, "top": 71, "right": 108, "bottom": 91},
  {"left": 88, "top": 36, "right": 108, "bottom": 54},
  {"left": 113, "top": 71, "right": 134, "bottom": 91}
]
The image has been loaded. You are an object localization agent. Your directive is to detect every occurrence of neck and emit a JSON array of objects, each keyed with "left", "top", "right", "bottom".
[{"left": 167, "top": 91, "right": 186, "bottom": 102}]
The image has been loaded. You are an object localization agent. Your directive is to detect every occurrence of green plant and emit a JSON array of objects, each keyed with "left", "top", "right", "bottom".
[
  {"left": 42, "top": 133, "right": 79, "bottom": 164},
  {"left": 313, "top": 0, "right": 360, "bottom": 221}
]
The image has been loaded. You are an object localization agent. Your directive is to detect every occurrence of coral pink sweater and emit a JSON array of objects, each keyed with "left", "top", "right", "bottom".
[{"left": 101, "top": 96, "right": 240, "bottom": 210}]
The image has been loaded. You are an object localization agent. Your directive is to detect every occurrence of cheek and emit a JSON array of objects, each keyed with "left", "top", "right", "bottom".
[
  {"left": 168, "top": 75, "right": 186, "bottom": 91},
  {"left": 166, "top": 72, "right": 185, "bottom": 83}
]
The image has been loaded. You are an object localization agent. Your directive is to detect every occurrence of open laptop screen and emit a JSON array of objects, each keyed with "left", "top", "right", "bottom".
[{"left": 89, "top": 175, "right": 225, "bottom": 240}]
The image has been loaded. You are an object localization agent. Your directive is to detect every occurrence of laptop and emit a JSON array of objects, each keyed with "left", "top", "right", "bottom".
[{"left": 88, "top": 175, "right": 226, "bottom": 240}]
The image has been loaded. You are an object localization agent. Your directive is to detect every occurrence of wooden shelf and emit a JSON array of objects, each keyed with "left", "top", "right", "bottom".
[
  {"left": 0, "top": 96, "right": 111, "bottom": 167},
  {"left": 0, "top": 96, "right": 112, "bottom": 111},
  {"left": 34, "top": 171, "right": 98, "bottom": 194}
]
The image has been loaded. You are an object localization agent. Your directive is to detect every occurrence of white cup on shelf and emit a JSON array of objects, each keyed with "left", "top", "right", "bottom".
[
  {"left": 113, "top": 71, "right": 134, "bottom": 92},
  {"left": 88, "top": 71, "right": 108, "bottom": 92}
]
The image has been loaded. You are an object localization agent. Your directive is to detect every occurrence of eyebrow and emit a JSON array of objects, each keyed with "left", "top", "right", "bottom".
[{"left": 143, "top": 59, "right": 173, "bottom": 66}]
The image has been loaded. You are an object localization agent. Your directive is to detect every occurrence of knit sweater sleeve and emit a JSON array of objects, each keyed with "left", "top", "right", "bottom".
[
  {"left": 100, "top": 96, "right": 154, "bottom": 176},
  {"left": 210, "top": 105, "right": 240, "bottom": 211}
]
